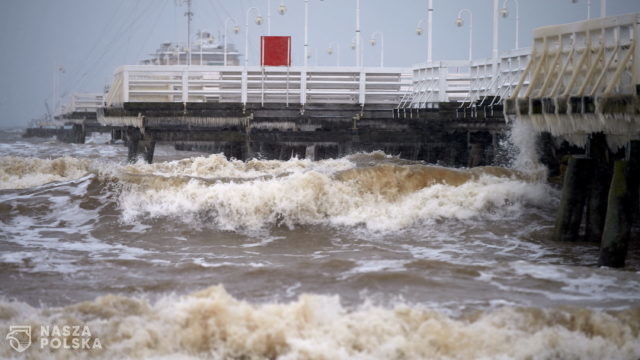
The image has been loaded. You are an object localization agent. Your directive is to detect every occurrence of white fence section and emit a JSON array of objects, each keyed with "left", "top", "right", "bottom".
[
  {"left": 61, "top": 93, "right": 104, "bottom": 114},
  {"left": 104, "top": 65, "right": 412, "bottom": 107},
  {"left": 506, "top": 13, "right": 640, "bottom": 139},
  {"left": 397, "top": 60, "right": 471, "bottom": 109},
  {"left": 398, "top": 48, "right": 530, "bottom": 112}
]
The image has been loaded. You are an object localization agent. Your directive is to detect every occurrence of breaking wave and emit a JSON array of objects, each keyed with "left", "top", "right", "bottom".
[
  {"left": 0, "top": 153, "right": 555, "bottom": 231},
  {"left": 0, "top": 286, "right": 638, "bottom": 359},
  {"left": 118, "top": 154, "right": 554, "bottom": 232},
  {"left": 0, "top": 156, "right": 93, "bottom": 190}
]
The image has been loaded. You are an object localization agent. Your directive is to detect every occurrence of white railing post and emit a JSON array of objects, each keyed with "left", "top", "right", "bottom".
[
  {"left": 182, "top": 70, "right": 189, "bottom": 103},
  {"left": 122, "top": 69, "right": 129, "bottom": 103},
  {"left": 358, "top": 69, "right": 366, "bottom": 104},
  {"left": 300, "top": 70, "right": 307, "bottom": 105},
  {"left": 438, "top": 65, "right": 448, "bottom": 102},
  {"left": 241, "top": 69, "right": 248, "bottom": 105}
]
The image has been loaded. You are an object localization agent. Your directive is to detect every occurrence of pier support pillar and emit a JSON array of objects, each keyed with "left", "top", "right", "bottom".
[
  {"left": 72, "top": 124, "right": 86, "bottom": 144},
  {"left": 110, "top": 128, "right": 123, "bottom": 144},
  {"left": 468, "top": 143, "right": 484, "bottom": 167},
  {"left": 585, "top": 133, "right": 612, "bottom": 243},
  {"left": 139, "top": 140, "right": 156, "bottom": 164},
  {"left": 126, "top": 127, "right": 142, "bottom": 163},
  {"left": 599, "top": 160, "right": 633, "bottom": 267},
  {"left": 554, "top": 156, "right": 593, "bottom": 242}
]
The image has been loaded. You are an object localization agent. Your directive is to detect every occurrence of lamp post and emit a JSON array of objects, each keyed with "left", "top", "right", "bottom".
[
  {"left": 327, "top": 42, "right": 340, "bottom": 66},
  {"left": 355, "top": 0, "right": 361, "bottom": 67},
  {"left": 455, "top": 9, "right": 473, "bottom": 62},
  {"left": 224, "top": 18, "right": 240, "bottom": 66},
  {"left": 571, "top": 0, "right": 606, "bottom": 19},
  {"left": 370, "top": 31, "right": 384, "bottom": 67},
  {"left": 415, "top": 1, "right": 434, "bottom": 64},
  {"left": 267, "top": 0, "right": 287, "bottom": 34},
  {"left": 244, "top": 7, "right": 263, "bottom": 67},
  {"left": 500, "top": 0, "right": 519, "bottom": 49}
]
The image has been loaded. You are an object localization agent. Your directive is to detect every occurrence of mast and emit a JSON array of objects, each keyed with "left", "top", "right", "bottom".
[{"left": 185, "top": 0, "right": 193, "bottom": 66}]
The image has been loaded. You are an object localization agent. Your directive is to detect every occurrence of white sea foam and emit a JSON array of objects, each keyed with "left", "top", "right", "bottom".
[
  {"left": 118, "top": 160, "right": 554, "bottom": 232},
  {"left": 0, "top": 286, "right": 637, "bottom": 360}
]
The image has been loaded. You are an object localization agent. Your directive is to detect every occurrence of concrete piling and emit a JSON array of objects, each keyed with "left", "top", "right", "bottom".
[
  {"left": 554, "top": 156, "right": 593, "bottom": 242},
  {"left": 598, "top": 160, "right": 633, "bottom": 267},
  {"left": 585, "top": 133, "right": 612, "bottom": 243},
  {"left": 126, "top": 127, "right": 142, "bottom": 163},
  {"left": 72, "top": 124, "right": 86, "bottom": 144},
  {"left": 139, "top": 140, "right": 156, "bottom": 164}
]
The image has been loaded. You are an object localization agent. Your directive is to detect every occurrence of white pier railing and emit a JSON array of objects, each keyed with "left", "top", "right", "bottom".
[
  {"left": 397, "top": 48, "right": 530, "bottom": 112},
  {"left": 506, "top": 12, "right": 640, "bottom": 141},
  {"left": 61, "top": 93, "right": 104, "bottom": 114},
  {"left": 104, "top": 65, "right": 412, "bottom": 107}
]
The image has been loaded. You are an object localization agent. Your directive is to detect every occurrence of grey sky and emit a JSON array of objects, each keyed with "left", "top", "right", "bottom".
[{"left": 1, "top": 0, "right": 639, "bottom": 128}]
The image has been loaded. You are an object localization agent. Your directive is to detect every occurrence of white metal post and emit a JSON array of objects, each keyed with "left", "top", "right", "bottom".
[
  {"left": 224, "top": 18, "right": 238, "bottom": 66},
  {"left": 185, "top": 0, "right": 193, "bottom": 66},
  {"left": 182, "top": 71, "right": 189, "bottom": 102},
  {"left": 356, "top": 0, "right": 361, "bottom": 67},
  {"left": 370, "top": 31, "right": 384, "bottom": 67},
  {"left": 427, "top": 0, "right": 433, "bottom": 63},
  {"left": 601, "top": 0, "right": 606, "bottom": 17},
  {"left": 304, "top": 0, "right": 309, "bottom": 67},
  {"left": 245, "top": 7, "right": 262, "bottom": 67},
  {"left": 492, "top": 0, "right": 499, "bottom": 60},
  {"left": 267, "top": 0, "right": 272, "bottom": 35},
  {"left": 456, "top": 9, "right": 473, "bottom": 61},
  {"left": 502, "top": 0, "right": 520, "bottom": 49}
]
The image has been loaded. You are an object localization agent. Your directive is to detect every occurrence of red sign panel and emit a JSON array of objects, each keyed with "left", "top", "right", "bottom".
[{"left": 260, "top": 36, "right": 291, "bottom": 66}]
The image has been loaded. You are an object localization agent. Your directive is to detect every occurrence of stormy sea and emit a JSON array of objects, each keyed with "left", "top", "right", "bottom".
[{"left": 0, "top": 122, "right": 639, "bottom": 359}]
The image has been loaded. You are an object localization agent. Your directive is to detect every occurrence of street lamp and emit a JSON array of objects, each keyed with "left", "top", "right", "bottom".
[
  {"left": 244, "top": 7, "right": 263, "bottom": 67},
  {"left": 370, "top": 31, "right": 384, "bottom": 67},
  {"left": 267, "top": 0, "right": 286, "bottom": 35},
  {"left": 500, "top": 0, "right": 519, "bottom": 49},
  {"left": 455, "top": 9, "right": 473, "bottom": 61},
  {"left": 327, "top": 42, "right": 340, "bottom": 66},
  {"left": 415, "top": 0, "right": 434, "bottom": 64},
  {"left": 571, "top": 0, "right": 606, "bottom": 19},
  {"left": 278, "top": 0, "right": 287, "bottom": 15},
  {"left": 224, "top": 18, "right": 240, "bottom": 66},
  {"left": 302, "top": 0, "right": 324, "bottom": 68}
]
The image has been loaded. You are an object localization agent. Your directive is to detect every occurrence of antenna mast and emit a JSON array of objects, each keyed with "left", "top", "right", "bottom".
[{"left": 185, "top": 0, "right": 193, "bottom": 65}]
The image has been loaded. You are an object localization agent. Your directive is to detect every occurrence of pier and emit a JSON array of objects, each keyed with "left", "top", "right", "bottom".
[
  {"left": 22, "top": 9, "right": 640, "bottom": 267},
  {"left": 505, "top": 13, "right": 640, "bottom": 267}
]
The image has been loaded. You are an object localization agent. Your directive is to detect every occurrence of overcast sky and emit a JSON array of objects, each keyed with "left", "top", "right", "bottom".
[{"left": 1, "top": 0, "right": 639, "bottom": 128}]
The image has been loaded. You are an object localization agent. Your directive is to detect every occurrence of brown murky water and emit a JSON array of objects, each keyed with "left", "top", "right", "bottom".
[{"left": 0, "top": 129, "right": 639, "bottom": 359}]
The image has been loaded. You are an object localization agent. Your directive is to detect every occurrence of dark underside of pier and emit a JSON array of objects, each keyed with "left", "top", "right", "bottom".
[{"left": 99, "top": 102, "right": 508, "bottom": 167}]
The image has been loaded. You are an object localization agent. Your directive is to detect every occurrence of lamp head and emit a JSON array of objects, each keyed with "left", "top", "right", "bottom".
[
  {"left": 416, "top": 27, "right": 423, "bottom": 36},
  {"left": 233, "top": 25, "right": 240, "bottom": 34},
  {"left": 255, "top": 16, "right": 263, "bottom": 25},
  {"left": 455, "top": 17, "right": 464, "bottom": 27},
  {"left": 350, "top": 41, "right": 356, "bottom": 50},
  {"left": 278, "top": 4, "right": 287, "bottom": 15},
  {"left": 370, "top": 38, "right": 376, "bottom": 46},
  {"left": 327, "top": 47, "right": 333, "bottom": 55},
  {"left": 500, "top": 7, "right": 509, "bottom": 18}
]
